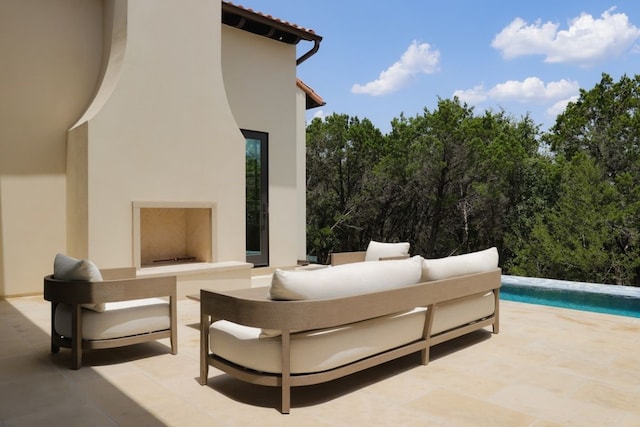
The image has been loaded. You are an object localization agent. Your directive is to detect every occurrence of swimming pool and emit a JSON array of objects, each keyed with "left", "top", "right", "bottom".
[{"left": 500, "top": 275, "right": 640, "bottom": 318}]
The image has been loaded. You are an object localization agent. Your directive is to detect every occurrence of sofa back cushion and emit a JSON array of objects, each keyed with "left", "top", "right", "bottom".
[
  {"left": 269, "top": 255, "right": 423, "bottom": 301},
  {"left": 364, "top": 240, "right": 410, "bottom": 261},
  {"left": 421, "top": 247, "right": 499, "bottom": 282}
]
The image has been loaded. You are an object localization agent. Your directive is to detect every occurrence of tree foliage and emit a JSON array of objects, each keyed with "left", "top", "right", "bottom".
[{"left": 306, "top": 74, "right": 640, "bottom": 286}]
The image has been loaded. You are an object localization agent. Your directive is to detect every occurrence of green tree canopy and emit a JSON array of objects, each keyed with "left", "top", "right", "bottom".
[{"left": 305, "top": 73, "right": 640, "bottom": 285}]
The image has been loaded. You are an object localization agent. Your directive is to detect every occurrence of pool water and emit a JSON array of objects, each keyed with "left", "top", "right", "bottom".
[{"left": 500, "top": 275, "right": 640, "bottom": 319}]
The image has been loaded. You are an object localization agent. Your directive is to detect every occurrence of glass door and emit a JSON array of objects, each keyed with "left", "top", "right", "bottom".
[{"left": 242, "top": 129, "right": 269, "bottom": 267}]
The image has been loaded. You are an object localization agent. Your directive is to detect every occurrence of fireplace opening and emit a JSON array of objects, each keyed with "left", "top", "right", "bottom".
[{"left": 133, "top": 202, "right": 215, "bottom": 268}]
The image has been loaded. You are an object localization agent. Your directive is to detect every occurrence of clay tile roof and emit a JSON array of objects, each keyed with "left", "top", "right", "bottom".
[
  {"left": 297, "top": 78, "right": 325, "bottom": 109},
  {"left": 222, "top": 1, "right": 322, "bottom": 44}
]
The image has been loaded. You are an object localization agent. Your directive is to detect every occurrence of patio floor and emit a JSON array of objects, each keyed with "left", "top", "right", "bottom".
[{"left": 1, "top": 277, "right": 639, "bottom": 426}]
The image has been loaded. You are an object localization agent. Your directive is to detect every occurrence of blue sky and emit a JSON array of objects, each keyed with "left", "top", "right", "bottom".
[{"left": 236, "top": 1, "right": 640, "bottom": 134}]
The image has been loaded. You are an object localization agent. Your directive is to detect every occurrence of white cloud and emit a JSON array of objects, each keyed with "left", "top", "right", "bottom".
[
  {"left": 546, "top": 95, "right": 580, "bottom": 118},
  {"left": 352, "top": 41, "right": 440, "bottom": 96},
  {"left": 490, "top": 77, "right": 580, "bottom": 103},
  {"left": 312, "top": 109, "right": 326, "bottom": 120},
  {"left": 454, "top": 84, "right": 488, "bottom": 104},
  {"left": 454, "top": 77, "right": 580, "bottom": 105},
  {"left": 492, "top": 8, "right": 640, "bottom": 66}
]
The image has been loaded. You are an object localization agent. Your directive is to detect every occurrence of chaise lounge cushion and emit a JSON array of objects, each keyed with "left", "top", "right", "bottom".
[
  {"left": 421, "top": 247, "right": 499, "bottom": 282},
  {"left": 53, "top": 253, "right": 105, "bottom": 312},
  {"left": 269, "top": 255, "right": 423, "bottom": 301},
  {"left": 364, "top": 240, "right": 410, "bottom": 261},
  {"left": 54, "top": 298, "right": 171, "bottom": 340}
]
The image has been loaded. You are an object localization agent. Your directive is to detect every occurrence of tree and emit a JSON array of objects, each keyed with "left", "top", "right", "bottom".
[
  {"left": 306, "top": 114, "right": 384, "bottom": 262},
  {"left": 507, "top": 153, "right": 627, "bottom": 283},
  {"left": 538, "top": 73, "right": 640, "bottom": 285}
]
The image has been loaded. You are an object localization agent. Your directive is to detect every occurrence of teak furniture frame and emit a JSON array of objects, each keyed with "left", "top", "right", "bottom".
[
  {"left": 44, "top": 268, "right": 177, "bottom": 369},
  {"left": 329, "top": 251, "right": 409, "bottom": 265},
  {"left": 199, "top": 268, "right": 501, "bottom": 413}
]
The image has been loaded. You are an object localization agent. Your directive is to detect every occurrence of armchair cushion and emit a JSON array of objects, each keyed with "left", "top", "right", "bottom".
[
  {"left": 53, "top": 253, "right": 105, "bottom": 312},
  {"left": 364, "top": 241, "right": 410, "bottom": 261},
  {"left": 54, "top": 298, "right": 171, "bottom": 340}
]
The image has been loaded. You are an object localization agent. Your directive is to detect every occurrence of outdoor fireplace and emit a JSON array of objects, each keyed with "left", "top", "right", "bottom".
[{"left": 133, "top": 202, "right": 216, "bottom": 268}]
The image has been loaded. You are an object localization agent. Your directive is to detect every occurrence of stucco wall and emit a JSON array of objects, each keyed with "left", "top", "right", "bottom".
[
  {"left": 0, "top": 0, "right": 103, "bottom": 295},
  {"left": 221, "top": 26, "right": 302, "bottom": 267},
  {"left": 0, "top": 0, "right": 307, "bottom": 296},
  {"left": 69, "top": 0, "right": 246, "bottom": 269}
]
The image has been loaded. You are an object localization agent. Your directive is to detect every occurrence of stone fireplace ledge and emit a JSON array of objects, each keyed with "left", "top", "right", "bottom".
[
  {"left": 136, "top": 261, "right": 254, "bottom": 299},
  {"left": 137, "top": 261, "right": 252, "bottom": 278}
]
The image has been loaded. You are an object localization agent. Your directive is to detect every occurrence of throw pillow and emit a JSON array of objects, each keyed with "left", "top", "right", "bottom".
[
  {"left": 364, "top": 240, "right": 410, "bottom": 262},
  {"left": 53, "top": 253, "right": 105, "bottom": 312},
  {"left": 421, "top": 247, "right": 499, "bottom": 282},
  {"left": 269, "top": 255, "right": 423, "bottom": 301}
]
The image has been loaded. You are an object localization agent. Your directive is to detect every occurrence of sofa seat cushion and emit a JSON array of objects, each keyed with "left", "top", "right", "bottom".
[
  {"left": 432, "top": 292, "right": 495, "bottom": 336},
  {"left": 269, "top": 255, "right": 423, "bottom": 301},
  {"left": 54, "top": 298, "right": 171, "bottom": 340},
  {"left": 209, "top": 307, "right": 427, "bottom": 375}
]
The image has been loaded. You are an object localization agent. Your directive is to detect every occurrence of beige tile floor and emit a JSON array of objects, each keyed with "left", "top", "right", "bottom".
[{"left": 1, "top": 277, "right": 639, "bottom": 426}]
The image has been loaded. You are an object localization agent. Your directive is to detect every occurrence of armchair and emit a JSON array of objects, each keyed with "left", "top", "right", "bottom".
[{"left": 44, "top": 259, "right": 177, "bottom": 369}]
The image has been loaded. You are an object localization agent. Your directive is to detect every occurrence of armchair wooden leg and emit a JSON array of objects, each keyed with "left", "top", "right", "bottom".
[
  {"left": 71, "top": 304, "right": 82, "bottom": 369},
  {"left": 200, "top": 311, "right": 209, "bottom": 385},
  {"left": 50, "top": 303, "right": 60, "bottom": 354}
]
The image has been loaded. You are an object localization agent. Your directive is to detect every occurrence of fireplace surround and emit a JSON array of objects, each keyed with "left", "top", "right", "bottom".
[{"left": 133, "top": 202, "right": 216, "bottom": 269}]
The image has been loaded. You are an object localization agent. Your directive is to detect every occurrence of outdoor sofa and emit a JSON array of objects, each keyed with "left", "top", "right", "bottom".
[{"left": 199, "top": 245, "right": 500, "bottom": 413}]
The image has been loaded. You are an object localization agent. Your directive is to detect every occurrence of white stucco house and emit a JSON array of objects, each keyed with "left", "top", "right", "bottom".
[{"left": 0, "top": 0, "right": 324, "bottom": 296}]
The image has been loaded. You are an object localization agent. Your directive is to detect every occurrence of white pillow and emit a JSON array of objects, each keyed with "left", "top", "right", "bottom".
[
  {"left": 364, "top": 241, "right": 410, "bottom": 261},
  {"left": 421, "top": 247, "right": 499, "bottom": 282},
  {"left": 269, "top": 255, "right": 423, "bottom": 301},
  {"left": 53, "top": 253, "right": 105, "bottom": 312}
]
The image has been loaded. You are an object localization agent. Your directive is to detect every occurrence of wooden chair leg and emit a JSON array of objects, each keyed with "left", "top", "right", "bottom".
[
  {"left": 50, "top": 303, "right": 60, "bottom": 353},
  {"left": 421, "top": 346, "right": 430, "bottom": 366},
  {"left": 200, "top": 312, "right": 210, "bottom": 385},
  {"left": 280, "top": 331, "right": 291, "bottom": 414},
  {"left": 493, "top": 290, "right": 500, "bottom": 334},
  {"left": 170, "top": 296, "right": 178, "bottom": 355},
  {"left": 71, "top": 304, "right": 82, "bottom": 369}
]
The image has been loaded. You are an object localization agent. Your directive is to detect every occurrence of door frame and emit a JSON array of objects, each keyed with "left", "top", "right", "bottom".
[{"left": 242, "top": 129, "right": 269, "bottom": 267}]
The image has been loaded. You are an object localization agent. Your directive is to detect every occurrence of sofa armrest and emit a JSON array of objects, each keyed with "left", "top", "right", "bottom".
[{"left": 330, "top": 251, "right": 366, "bottom": 266}]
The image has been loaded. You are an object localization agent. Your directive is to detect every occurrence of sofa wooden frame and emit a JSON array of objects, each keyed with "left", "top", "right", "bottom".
[
  {"left": 44, "top": 268, "right": 177, "bottom": 369},
  {"left": 199, "top": 268, "right": 501, "bottom": 413},
  {"left": 329, "top": 251, "right": 409, "bottom": 265}
]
